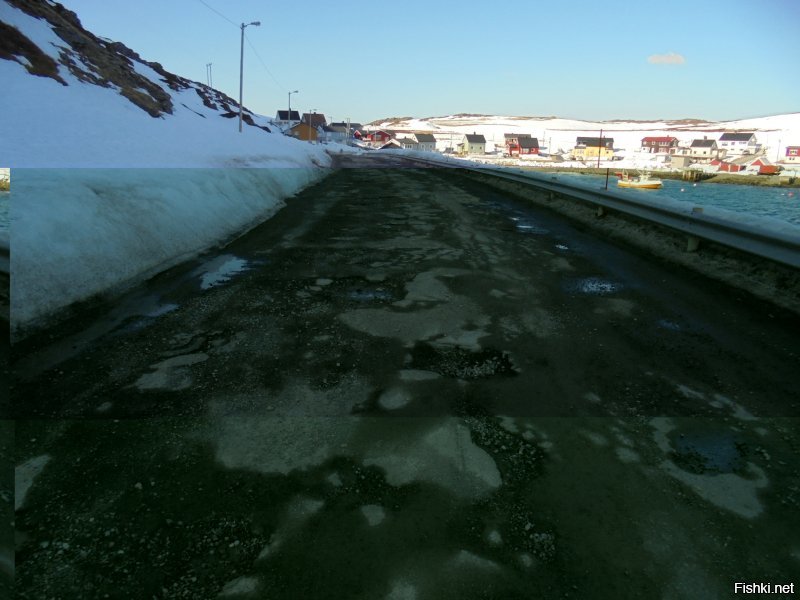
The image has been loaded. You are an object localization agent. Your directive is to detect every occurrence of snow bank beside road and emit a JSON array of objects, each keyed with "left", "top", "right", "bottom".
[
  {"left": 2, "top": 1, "right": 338, "bottom": 336},
  {"left": 11, "top": 167, "right": 328, "bottom": 335}
]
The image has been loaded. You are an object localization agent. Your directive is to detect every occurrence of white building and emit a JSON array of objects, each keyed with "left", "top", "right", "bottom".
[
  {"left": 274, "top": 110, "right": 301, "bottom": 130},
  {"left": 413, "top": 133, "right": 437, "bottom": 152},
  {"left": 718, "top": 132, "right": 760, "bottom": 156}
]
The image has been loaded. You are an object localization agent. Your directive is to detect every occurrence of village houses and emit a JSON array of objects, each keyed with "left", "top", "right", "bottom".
[{"left": 673, "top": 138, "right": 724, "bottom": 163}]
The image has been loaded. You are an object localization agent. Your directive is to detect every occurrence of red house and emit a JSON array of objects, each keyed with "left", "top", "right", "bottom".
[
  {"left": 504, "top": 133, "right": 530, "bottom": 156},
  {"left": 519, "top": 137, "right": 540, "bottom": 155},
  {"left": 641, "top": 136, "right": 679, "bottom": 154},
  {"left": 365, "top": 130, "right": 393, "bottom": 146},
  {"left": 718, "top": 161, "right": 745, "bottom": 172},
  {"left": 750, "top": 157, "right": 779, "bottom": 175}
]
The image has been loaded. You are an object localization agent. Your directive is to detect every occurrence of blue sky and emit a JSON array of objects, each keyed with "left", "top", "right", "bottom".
[{"left": 60, "top": 0, "right": 799, "bottom": 124}]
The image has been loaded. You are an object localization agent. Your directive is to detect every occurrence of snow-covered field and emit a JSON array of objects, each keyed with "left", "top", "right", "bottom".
[{"left": 1, "top": 2, "right": 333, "bottom": 335}]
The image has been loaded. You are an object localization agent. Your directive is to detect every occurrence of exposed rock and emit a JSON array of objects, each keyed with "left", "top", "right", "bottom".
[{"left": 3, "top": 0, "right": 268, "bottom": 130}]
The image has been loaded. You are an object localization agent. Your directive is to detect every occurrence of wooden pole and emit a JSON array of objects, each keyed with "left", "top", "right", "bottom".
[{"left": 597, "top": 128, "right": 603, "bottom": 169}]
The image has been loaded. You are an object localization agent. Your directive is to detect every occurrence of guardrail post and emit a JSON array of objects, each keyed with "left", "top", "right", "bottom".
[{"left": 686, "top": 206, "right": 704, "bottom": 252}]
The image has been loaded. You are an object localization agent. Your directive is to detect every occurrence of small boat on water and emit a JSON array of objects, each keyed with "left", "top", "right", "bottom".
[{"left": 616, "top": 170, "right": 663, "bottom": 189}]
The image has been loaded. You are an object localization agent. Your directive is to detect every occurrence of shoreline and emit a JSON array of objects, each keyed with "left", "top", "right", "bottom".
[{"left": 516, "top": 166, "right": 800, "bottom": 188}]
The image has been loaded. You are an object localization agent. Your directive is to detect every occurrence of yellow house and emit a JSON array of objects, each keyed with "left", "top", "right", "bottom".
[
  {"left": 287, "top": 122, "right": 318, "bottom": 142},
  {"left": 572, "top": 136, "right": 614, "bottom": 161},
  {"left": 459, "top": 133, "right": 486, "bottom": 155}
]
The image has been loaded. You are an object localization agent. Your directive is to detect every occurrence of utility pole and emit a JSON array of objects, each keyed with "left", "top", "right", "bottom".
[
  {"left": 238, "top": 20, "right": 261, "bottom": 133},
  {"left": 597, "top": 128, "right": 603, "bottom": 169},
  {"left": 288, "top": 90, "right": 298, "bottom": 130},
  {"left": 308, "top": 109, "right": 317, "bottom": 143},
  {"left": 206, "top": 63, "right": 213, "bottom": 88}
]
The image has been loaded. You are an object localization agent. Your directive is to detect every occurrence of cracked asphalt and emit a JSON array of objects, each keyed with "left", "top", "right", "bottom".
[{"left": 8, "top": 155, "right": 800, "bottom": 599}]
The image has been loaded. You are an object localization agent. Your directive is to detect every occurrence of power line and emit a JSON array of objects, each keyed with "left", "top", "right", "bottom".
[
  {"left": 195, "top": 0, "right": 238, "bottom": 27},
  {"left": 244, "top": 32, "right": 283, "bottom": 89}
]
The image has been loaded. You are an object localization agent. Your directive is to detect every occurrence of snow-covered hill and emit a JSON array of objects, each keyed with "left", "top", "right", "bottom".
[
  {"left": 1, "top": 0, "right": 334, "bottom": 336},
  {"left": 369, "top": 113, "right": 800, "bottom": 159},
  {"left": 0, "top": 0, "right": 330, "bottom": 168}
]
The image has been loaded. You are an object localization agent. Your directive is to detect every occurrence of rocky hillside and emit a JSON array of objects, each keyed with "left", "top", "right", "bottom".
[{"left": 0, "top": 0, "right": 268, "bottom": 130}]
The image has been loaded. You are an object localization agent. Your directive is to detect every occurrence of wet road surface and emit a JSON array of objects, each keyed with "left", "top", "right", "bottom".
[{"left": 10, "top": 156, "right": 800, "bottom": 598}]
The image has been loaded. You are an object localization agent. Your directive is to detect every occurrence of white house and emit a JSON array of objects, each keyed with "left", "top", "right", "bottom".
[
  {"left": 718, "top": 132, "right": 760, "bottom": 156},
  {"left": 396, "top": 137, "right": 418, "bottom": 150},
  {"left": 413, "top": 133, "right": 437, "bottom": 152},
  {"left": 674, "top": 138, "right": 725, "bottom": 162},
  {"left": 781, "top": 146, "right": 800, "bottom": 164},
  {"left": 274, "top": 110, "right": 300, "bottom": 130}
]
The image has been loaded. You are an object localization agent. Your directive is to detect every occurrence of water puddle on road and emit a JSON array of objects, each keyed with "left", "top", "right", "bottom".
[
  {"left": 114, "top": 303, "right": 180, "bottom": 334},
  {"left": 670, "top": 428, "right": 745, "bottom": 475},
  {"left": 194, "top": 254, "right": 252, "bottom": 290},
  {"left": 514, "top": 220, "right": 549, "bottom": 235}
]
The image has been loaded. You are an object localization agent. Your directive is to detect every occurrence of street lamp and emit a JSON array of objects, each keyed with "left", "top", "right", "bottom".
[
  {"left": 238, "top": 20, "right": 261, "bottom": 133},
  {"left": 288, "top": 90, "right": 298, "bottom": 129},
  {"left": 308, "top": 109, "right": 317, "bottom": 142}
]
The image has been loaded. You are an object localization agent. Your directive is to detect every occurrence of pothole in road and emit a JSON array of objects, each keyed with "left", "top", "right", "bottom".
[
  {"left": 657, "top": 319, "right": 682, "bottom": 331},
  {"left": 347, "top": 287, "right": 395, "bottom": 302},
  {"left": 409, "top": 343, "right": 517, "bottom": 380},
  {"left": 669, "top": 428, "right": 746, "bottom": 475},
  {"left": 328, "top": 278, "right": 402, "bottom": 304},
  {"left": 565, "top": 277, "right": 621, "bottom": 296}
]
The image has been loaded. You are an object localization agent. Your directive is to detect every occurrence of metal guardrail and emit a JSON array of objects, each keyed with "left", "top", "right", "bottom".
[
  {"left": 0, "top": 233, "right": 8, "bottom": 276},
  {"left": 400, "top": 154, "right": 800, "bottom": 269}
]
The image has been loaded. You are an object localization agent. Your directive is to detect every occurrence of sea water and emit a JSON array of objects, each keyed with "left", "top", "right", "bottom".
[{"left": 547, "top": 172, "right": 800, "bottom": 228}]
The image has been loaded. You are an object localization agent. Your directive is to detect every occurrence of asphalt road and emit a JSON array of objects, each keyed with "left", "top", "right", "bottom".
[{"left": 10, "top": 156, "right": 800, "bottom": 599}]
